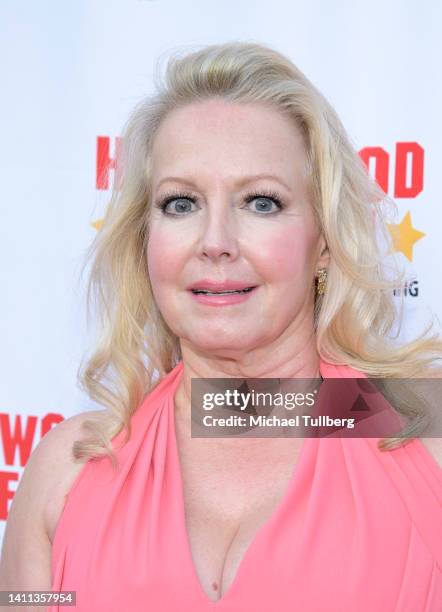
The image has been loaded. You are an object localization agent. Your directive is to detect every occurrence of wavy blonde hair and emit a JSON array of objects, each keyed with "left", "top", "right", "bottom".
[{"left": 74, "top": 41, "right": 442, "bottom": 470}]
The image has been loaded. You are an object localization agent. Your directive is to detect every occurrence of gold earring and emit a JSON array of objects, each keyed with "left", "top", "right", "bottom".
[{"left": 315, "top": 268, "right": 327, "bottom": 296}]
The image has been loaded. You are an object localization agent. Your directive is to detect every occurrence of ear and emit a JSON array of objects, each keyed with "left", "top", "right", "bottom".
[{"left": 316, "top": 234, "right": 330, "bottom": 270}]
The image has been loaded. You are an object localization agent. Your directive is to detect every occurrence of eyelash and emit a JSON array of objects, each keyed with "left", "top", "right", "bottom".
[{"left": 154, "top": 189, "right": 286, "bottom": 216}]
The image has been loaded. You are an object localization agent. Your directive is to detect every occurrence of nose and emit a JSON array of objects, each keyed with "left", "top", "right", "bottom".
[{"left": 196, "top": 199, "right": 240, "bottom": 262}]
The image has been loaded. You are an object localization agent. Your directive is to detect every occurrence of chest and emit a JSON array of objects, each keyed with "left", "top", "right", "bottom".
[
  {"left": 49, "top": 427, "right": 440, "bottom": 611},
  {"left": 175, "top": 432, "right": 304, "bottom": 602}
]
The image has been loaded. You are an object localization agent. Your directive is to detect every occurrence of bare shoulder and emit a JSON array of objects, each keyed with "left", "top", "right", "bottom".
[
  {"left": 34, "top": 409, "right": 105, "bottom": 507},
  {"left": 0, "top": 410, "right": 104, "bottom": 591},
  {"left": 39, "top": 410, "right": 106, "bottom": 541},
  {"left": 32, "top": 409, "right": 103, "bottom": 472},
  {"left": 419, "top": 437, "right": 442, "bottom": 470}
]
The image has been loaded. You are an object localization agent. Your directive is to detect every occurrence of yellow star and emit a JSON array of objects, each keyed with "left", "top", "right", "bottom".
[
  {"left": 91, "top": 218, "right": 104, "bottom": 231},
  {"left": 386, "top": 211, "right": 425, "bottom": 262}
]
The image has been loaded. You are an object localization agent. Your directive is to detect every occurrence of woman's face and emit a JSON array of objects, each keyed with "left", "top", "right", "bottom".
[{"left": 147, "top": 99, "right": 329, "bottom": 356}]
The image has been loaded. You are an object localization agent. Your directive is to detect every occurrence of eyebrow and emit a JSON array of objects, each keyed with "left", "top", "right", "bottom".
[{"left": 155, "top": 174, "right": 293, "bottom": 193}]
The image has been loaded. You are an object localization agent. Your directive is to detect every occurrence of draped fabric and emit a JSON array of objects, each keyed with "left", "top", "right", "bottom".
[{"left": 49, "top": 359, "right": 442, "bottom": 611}]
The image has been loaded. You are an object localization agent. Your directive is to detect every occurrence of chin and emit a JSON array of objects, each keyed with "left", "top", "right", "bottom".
[{"left": 186, "top": 332, "right": 255, "bottom": 354}]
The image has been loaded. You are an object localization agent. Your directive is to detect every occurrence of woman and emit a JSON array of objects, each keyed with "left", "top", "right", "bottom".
[{"left": 1, "top": 41, "right": 441, "bottom": 611}]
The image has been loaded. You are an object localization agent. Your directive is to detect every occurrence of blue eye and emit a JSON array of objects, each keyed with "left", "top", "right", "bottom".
[
  {"left": 155, "top": 191, "right": 199, "bottom": 216},
  {"left": 155, "top": 189, "right": 285, "bottom": 217},
  {"left": 245, "top": 195, "right": 282, "bottom": 214},
  {"left": 162, "top": 198, "right": 198, "bottom": 216}
]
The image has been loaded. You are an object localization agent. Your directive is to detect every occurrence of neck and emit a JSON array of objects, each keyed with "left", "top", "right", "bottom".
[{"left": 174, "top": 324, "right": 321, "bottom": 427}]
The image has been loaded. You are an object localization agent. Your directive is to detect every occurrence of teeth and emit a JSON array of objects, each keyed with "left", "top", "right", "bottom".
[{"left": 193, "top": 287, "right": 253, "bottom": 295}]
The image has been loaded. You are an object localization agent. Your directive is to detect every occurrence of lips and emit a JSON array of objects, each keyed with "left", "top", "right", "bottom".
[
  {"left": 189, "top": 286, "right": 258, "bottom": 306},
  {"left": 192, "top": 287, "right": 255, "bottom": 295},
  {"left": 187, "top": 280, "right": 257, "bottom": 294}
]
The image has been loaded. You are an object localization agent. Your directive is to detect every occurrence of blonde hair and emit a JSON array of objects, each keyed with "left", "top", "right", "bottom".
[{"left": 74, "top": 41, "right": 442, "bottom": 470}]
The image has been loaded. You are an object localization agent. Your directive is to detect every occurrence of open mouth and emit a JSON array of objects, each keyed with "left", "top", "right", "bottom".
[{"left": 191, "top": 287, "right": 256, "bottom": 295}]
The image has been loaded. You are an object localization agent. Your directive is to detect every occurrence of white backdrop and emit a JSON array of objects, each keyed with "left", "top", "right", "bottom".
[{"left": 1, "top": 0, "right": 441, "bottom": 543}]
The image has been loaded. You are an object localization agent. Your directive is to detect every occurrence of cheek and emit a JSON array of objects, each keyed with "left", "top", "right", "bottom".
[
  {"left": 146, "top": 230, "right": 185, "bottom": 330},
  {"left": 255, "top": 224, "right": 317, "bottom": 281},
  {"left": 146, "top": 227, "right": 184, "bottom": 285}
]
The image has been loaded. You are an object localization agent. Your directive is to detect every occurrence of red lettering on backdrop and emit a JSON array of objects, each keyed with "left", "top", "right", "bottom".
[
  {"left": 0, "top": 413, "right": 64, "bottom": 466},
  {"left": 359, "top": 146, "right": 389, "bottom": 194},
  {"left": 41, "top": 413, "right": 64, "bottom": 437},
  {"left": 394, "top": 142, "right": 424, "bottom": 198},
  {"left": 0, "top": 413, "right": 65, "bottom": 520},
  {"left": 0, "top": 413, "right": 37, "bottom": 466},
  {"left": 359, "top": 142, "right": 424, "bottom": 198},
  {"left": 96, "top": 136, "right": 122, "bottom": 190},
  {"left": 95, "top": 137, "right": 425, "bottom": 198},
  {"left": 0, "top": 472, "right": 18, "bottom": 520}
]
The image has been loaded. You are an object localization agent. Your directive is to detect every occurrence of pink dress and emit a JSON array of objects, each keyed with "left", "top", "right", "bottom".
[{"left": 49, "top": 358, "right": 442, "bottom": 611}]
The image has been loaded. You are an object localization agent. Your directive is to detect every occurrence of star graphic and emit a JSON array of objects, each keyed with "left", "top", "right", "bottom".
[
  {"left": 91, "top": 218, "right": 104, "bottom": 230},
  {"left": 386, "top": 211, "right": 425, "bottom": 262}
]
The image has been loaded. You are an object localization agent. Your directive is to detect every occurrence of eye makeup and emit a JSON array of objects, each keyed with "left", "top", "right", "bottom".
[{"left": 153, "top": 187, "right": 287, "bottom": 216}]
